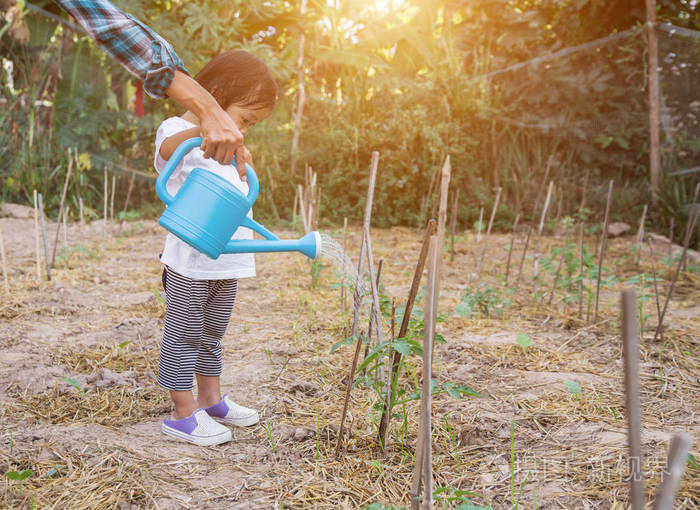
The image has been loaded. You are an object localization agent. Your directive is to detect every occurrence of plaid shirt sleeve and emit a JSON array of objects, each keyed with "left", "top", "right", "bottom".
[{"left": 54, "top": 0, "right": 189, "bottom": 99}]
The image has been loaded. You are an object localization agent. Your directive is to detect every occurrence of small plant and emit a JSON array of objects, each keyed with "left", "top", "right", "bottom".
[
  {"left": 310, "top": 259, "right": 325, "bottom": 288},
  {"left": 515, "top": 334, "right": 532, "bottom": 353},
  {"left": 152, "top": 288, "right": 166, "bottom": 304},
  {"left": 264, "top": 420, "right": 275, "bottom": 449},
  {"left": 455, "top": 285, "right": 514, "bottom": 318},
  {"left": 117, "top": 340, "right": 132, "bottom": 350},
  {"left": 433, "top": 486, "right": 492, "bottom": 509},
  {"left": 58, "top": 377, "right": 85, "bottom": 396},
  {"left": 5, "top": 469, "right": 33, "bottom": 496},
  {"left": 8, "top": 431, "right": 13, "bottom": 456},
  {"left": 563, "top": 380, "right": 582, "bottom": 397}
]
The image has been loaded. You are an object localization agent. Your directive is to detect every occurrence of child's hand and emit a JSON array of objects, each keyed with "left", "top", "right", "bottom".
[{"left": 235, "top": 146, "right": 253, "bottom": 182}]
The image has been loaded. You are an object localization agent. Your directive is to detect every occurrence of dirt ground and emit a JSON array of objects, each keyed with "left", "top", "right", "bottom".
[{"left": 0, "top": 212, "right": 698, "bottom": 509}]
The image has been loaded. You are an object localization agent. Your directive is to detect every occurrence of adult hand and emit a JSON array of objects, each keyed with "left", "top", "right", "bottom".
[
  {"left": 199, "top": 107, "right": 244, "bottom": 165},
  {"left": 166, "top": 71, "right": 244, "bottom": 164}
]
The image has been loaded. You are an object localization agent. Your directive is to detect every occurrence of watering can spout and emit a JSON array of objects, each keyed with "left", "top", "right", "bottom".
[{"left": 223, "top": 231, "right": 321, "bottom": 260}]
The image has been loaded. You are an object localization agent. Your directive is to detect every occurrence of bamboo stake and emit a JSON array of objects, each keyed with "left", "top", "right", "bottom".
[
  {"left": 433, "top": 156, "right": 451, "bottom": 322},
  {"left": 336, "top": 151, "right": 379, "bottom": 456},
  {"left": 62, "top": 206, "right": 68, "bottom": 249},
  {"left": 653, "top": 206, "right": 700, "bottom": 342},
  {"left": 381, "top": 298, "right": 396, "bottom": 451},
  {"left": 578, "top": 222, "right": 585, "bottom": 320},
  {"left": 364, "top": 234, "right": 384, "bottom": 386},
  {"left": 33, "top": 190, "right": 41, "bottom": 282},
  {"left": 667, "top": 217, "right": 674, "bottom": 258},
  {"left": 548, "top": 223, "right": 570, "bottom": 305},
  {"left": 645, "top": 0, "right": 661, "bottom": 205},
  {"left": 363, "top": 258, "right": 384, "bottom": 376},
  {"left": 341, "top": 217, "right": 348, "bottom": 310},
  {"left": 681, "top": 182, "right": 700, "bottom": 271},
  {"left": 449, "top": 188, "right": 459, "bottom": 262},
  {"left": 475, "top": 187, "right": 501, "bottom": 281},
  {"left": 422, "top": 162, "right": 441, "bottom": 225},
  {"left": 635, "top": 204, "right": 648, "bottom": 265},
  {"left": 292, "top": 189, "right": 298, "bottom": 227},
  {"left": 110, "top": 175, "right": 116, "bottom": 223},
  {"left": 533, "top": 180, "right": 554, "bottom": 295},
  {"left": 594, "top": 180, "right": 614, "bottom": 323},
  {"left": 411, "top": 235, "right": 438, "bottom": 510},
  {"left": 0, "top": 225, "right": 9, "bottom": 293},
  {"left": 504, "top": 213, "right": 521, "bottom": 285},
  {"left": 621, "top": 290, "right": 645, "bottom": 510},
  {"left": 476, "top": 207, "right": 484, "bottom": 242},
  {"left": 647, "top": 239, "right": 662, "bottom": 340},
  {"left": 515, "top": 226, "right": 533, "bottom": 288},
  {"left": 103, "top": 168, "right": 108, "bottom": 239},
  {"left": 652, "top": 433, "right": 692, "bottom": 510},
  {"left": 51, "top": 153, "right": 73, "bottom": 268},
  {"left": 378, "top": 219, "right": 436, "bottom": 441},
  {"left": 38, "top": 193, "right": 51, "bottom": 281},
  {"left": 297, "top": 184, "right": 309, "bottom": 234}
]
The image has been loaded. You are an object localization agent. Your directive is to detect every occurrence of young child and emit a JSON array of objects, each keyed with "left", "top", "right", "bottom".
[{"left": 154, "top": 50, "right": 277, "bottom": 446}]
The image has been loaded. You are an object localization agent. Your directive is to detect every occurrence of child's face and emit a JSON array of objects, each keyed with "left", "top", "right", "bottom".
[{"left": 225, "top": 103, "right": 271, "bottom": 135}]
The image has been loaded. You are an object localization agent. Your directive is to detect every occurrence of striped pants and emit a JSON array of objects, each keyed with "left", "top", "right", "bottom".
[{"left": 157, "top": 267, "right": 238, "bottom": 391}]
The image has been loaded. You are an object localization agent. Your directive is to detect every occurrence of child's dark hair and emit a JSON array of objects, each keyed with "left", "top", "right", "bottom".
[{"left": 195, "top": 50, "right": 277, "bottom": 111}]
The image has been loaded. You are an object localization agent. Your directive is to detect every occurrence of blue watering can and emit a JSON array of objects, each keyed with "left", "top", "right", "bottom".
[{"left": 156, "top": 137, "right": 320, "bottom": 260}]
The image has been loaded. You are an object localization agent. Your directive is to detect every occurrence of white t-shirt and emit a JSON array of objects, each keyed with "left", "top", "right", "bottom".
[{"left": 154, "top": 116, "right": 256, "bottom": 280}]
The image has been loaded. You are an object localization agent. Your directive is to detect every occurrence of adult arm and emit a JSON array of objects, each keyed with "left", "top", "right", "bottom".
[{"left": 53, "top": 0, "right": 244, "bottom": 165}]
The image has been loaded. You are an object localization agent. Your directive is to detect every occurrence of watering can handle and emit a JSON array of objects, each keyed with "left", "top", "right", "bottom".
[{"left": 155, "top": 137, "right": 259, "bottom": 206}]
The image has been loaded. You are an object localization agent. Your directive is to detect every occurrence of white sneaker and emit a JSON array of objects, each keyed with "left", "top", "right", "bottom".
[
  {"left": 162, "top": 409, "right": 232, "bottom": 446},
  {"left": 204, "top": 394, "right": 259, "bottom": 427}
]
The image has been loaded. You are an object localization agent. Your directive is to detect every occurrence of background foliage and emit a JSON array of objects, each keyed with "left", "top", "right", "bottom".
[{"left": 1, "top": 0, "right": 698, "bottom": 242}]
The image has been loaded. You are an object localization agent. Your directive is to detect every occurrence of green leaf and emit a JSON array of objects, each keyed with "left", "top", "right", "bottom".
[
  {"left": 5, "top": 469, "right": 33, "bottom": 481},
  {"left": 392, "top": 339, "right": 412, "bottom": 357},
  {"left": 59, "top": 377, "right": 84, "bottom": 394},
  {"left": 515, "top": 334, "right": 532, "bottom": 351},
  {"left": 455, "top": 301, "right": 472, "bottom": 317},
  {"left": 564, "top": 380, "right": 582, "bottom": 396},
  {"left": 434, "top": 333, "right": 447, "bottom": 344},
  {"left": 330, "top": 334, "right": 360, "bottom": 353},
  {"left": 688, "top": 453, "right": 699, "bottom": 471},
  {"left": 117, "top": 340, "right": 132, "bottom": 349}
]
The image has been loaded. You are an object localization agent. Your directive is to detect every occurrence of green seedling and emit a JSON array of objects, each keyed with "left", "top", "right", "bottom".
[
  {"left": 58, "top": 377, "right": 85, "bottom": 396},
  {"left": 264, "top": 420, "right": 275, "bottom": 449},
  {"left": 152, "top": 288, "right": 166, "bottom": 304},
  {"left": 9, "top": 431, "right": 13, "bottom": 456},
  {"left": 515, "top": 334, "right": 532, "bottom": 353},
  {"left": 455, "top": 284, "right": 514, "bottom": 318},
  {"left": 117, "top": 340, "right": 132, "bottom": 350},
  {"left": 510, "top": 422, "right": 532, "bottom": 510},
  {"left": 44, "top": 465, "right": 64, "bottom": 478},
  {"left": 563, "top": 380, "right": 582, "bottom": 397},
  {"left": 688, "top": 453, "right": 699, "bottom": 471},
  {"left": 433, "top": 486, "right": 492, "bottom": 509},
  {"left": 443, "top": 417, "right": 461, "bottom": 465},
  {"left": 5, "top": 469, "right": 33, "bottom": 496}
]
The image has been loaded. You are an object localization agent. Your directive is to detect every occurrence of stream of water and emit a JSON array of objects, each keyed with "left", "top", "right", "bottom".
[{"left": 318, "top": 232, "right": 367, "bottom": 305}]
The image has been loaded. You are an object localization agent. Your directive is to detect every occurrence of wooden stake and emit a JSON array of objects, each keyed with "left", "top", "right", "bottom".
[
  {"left": 621, "top": 290, "right": 645, "bottom": 510},
  {"left": 475, "top": 187, "right": 501, "bottom": 281},
  {"left": 433, "top": 156, "right": 451, "bottom": 332},
  {"left": 341, "top": 217, "right": 348, "bottom": 310},
  {"left": 364, "top": 258, "right": 384, "bottom": 373},
  {"left": 667, "top": 217, "right": 674, "bottom": 258},
  {"left": 336, "top": 151, "right": 379, "bottom": 456},
  {"left": 38, "top": 193, "right": 51, "bottom": 281},
  {"left": 476, "top": 207, "right": 484, "bottom": 242},
  {"left": 0, "top": 225, "right": 9, "bottom": 293},
  {"left": 578, "top": 222, "right": 585, "bottom": 320},
  {"left": 635, "top": 204, "right": 648, "bottom": 265},
  {"left": 533, "top": 180, "right": 554, "bottom": 295},
  {"left": 110, "top": 174, "right": 116, "bottom": 223},
  {"left": 51, "top": 153, "right": 73, "bottom": 268},
  {"left": 647, "top": 239, "right": 662, "bottom": 341},
  {"left": 449, "top": 188, "right": 459, "bottom": 262},
  {"left": 653, "top": 206, "right": 700, "bottom": 342},
  {"left": 118, "top": 171, "right": 136, "bottom": 234},
  {"left": 515, "top": 226, "right": 532, "bottom": 288},
  {"left": 594, "top": 180, "right": 614, "bottom": 323},
  {"left": 62, "top": 206, "right": 69, "bottom": 248},
  {"left": 297, "top": 184, "right": 309, "bottom": 234},
  {"left": 364, "top": 234, "right": 384, "bottom": 379},
  {"left": 103, "top": 168, "right": 108, "bottom": 239},
  {"left": 292, "top": 188, "right": 298, "bottom": 227},
  {"left": 652, "top": 433, "right": 692, "bottom": 510},
  {"left": 378, "top": 219, "right": 436, "bottom": 442},
  {"left": 33, "top": 190, "right": 41, "bottom": 282},
  {"left": 381, "top": 297, "right": 396, "bottom": 451},
  {"left": 645, "top": 0, "right": 661, "bottom": 205},
  {"left": 504, "top": 213, "right": 521, "bottom": 285},
  {"left": 681, "top": 182, "right": 700, "bottom": 272},
  {"left": 411, "top": 235, "right": 438, "bottom": 510}
]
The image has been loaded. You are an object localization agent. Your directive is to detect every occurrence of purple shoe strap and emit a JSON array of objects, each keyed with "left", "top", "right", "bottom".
[
  {"left": 204, "top": 395, "right": 229, "bottom": 418},
  {"left": 163, "top": 410, "right": 201, "bottom": 434}
]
